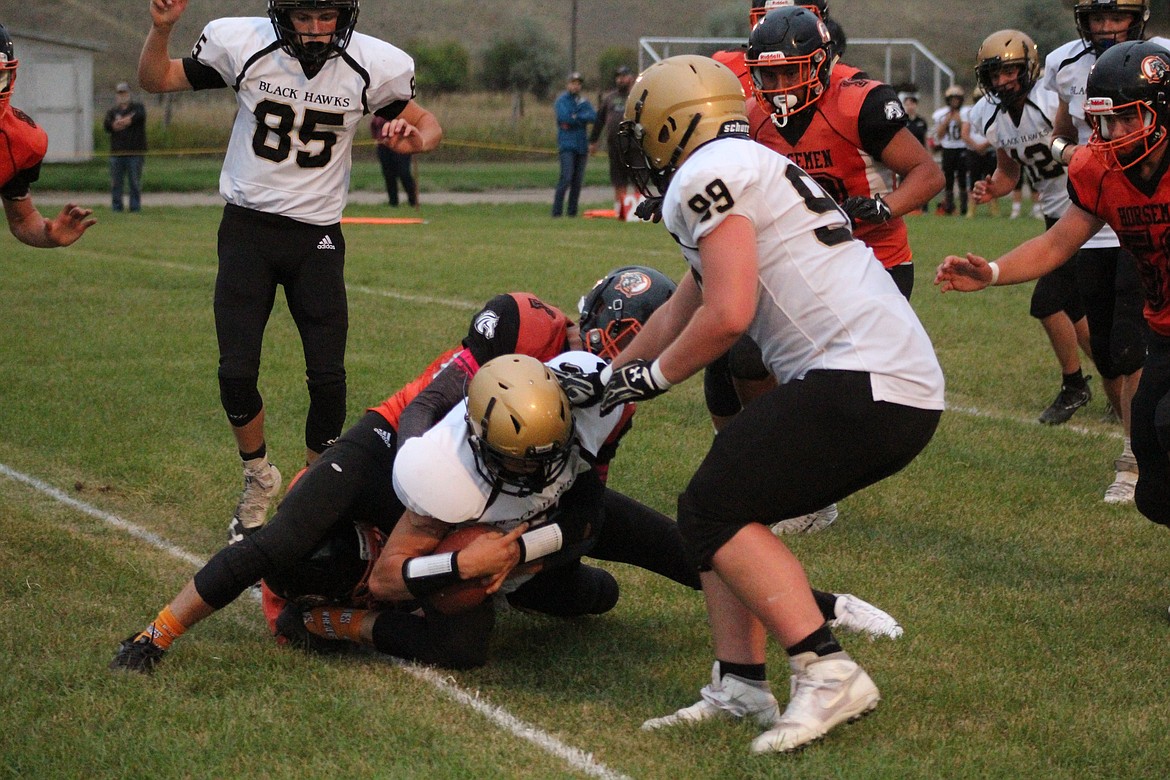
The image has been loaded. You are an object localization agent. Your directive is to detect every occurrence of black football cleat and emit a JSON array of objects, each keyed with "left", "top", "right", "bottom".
[{"left": 109, "top": 633, "right": 166, "bottom": 674}]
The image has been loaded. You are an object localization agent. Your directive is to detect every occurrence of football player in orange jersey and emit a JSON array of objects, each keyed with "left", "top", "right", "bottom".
[
  {"left": 937, "top": 41, "right": 1170, "bottom": 565},
  {"left": 110, "top": 270, "right": 903, "bottom": 673},
  {"left": 0, "top": 23, "right": 95, "bottom": 248}
]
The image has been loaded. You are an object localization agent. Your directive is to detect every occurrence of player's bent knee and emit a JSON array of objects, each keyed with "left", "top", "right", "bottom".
[{"left": 219, "top": 376, "right": 263, "bottom": 427}]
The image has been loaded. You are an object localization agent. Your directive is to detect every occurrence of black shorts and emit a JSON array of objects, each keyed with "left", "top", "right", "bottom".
[
  {"left": 679, "top": 370, "right": 940, "bottom": 567},
  {"left": 214, "top": 204, "right": 348, "bottom": 384}
]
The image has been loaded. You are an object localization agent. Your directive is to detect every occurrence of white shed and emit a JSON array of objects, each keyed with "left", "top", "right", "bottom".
[{"left": 10, "top": 31, "right": 104, "bottom": 163}]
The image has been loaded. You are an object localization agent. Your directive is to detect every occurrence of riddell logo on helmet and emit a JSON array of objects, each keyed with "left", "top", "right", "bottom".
[
  {"left": 614, "top": 271, "right": 652, "bottom": 297},
  {"left": 1141, "top": 55, "right": 1169, "bottom": 83}
]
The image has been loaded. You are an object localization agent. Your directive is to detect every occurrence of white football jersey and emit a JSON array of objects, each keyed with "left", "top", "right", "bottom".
[
  {"left": 1042, "top": 37, "right": 1170, "bottom": 245},
  {"left": 931, "top": 105, "right": 970, "bottom": 150},
  {"left": 967, "top": 85, "right": 1070, "bottom": 219},
  {"left": 662, "top": 137, "right": 944, "bottom": 411},
  {"left": 191, "top": 18, "right": 416, "bottom": 225},
  {"left": 392, "top": 351, "right": 625, "bottom": 528}
]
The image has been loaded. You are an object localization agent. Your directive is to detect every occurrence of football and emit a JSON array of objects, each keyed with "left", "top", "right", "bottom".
[{"left": 426, "top": 524, "right": 501, "bottom": 615}]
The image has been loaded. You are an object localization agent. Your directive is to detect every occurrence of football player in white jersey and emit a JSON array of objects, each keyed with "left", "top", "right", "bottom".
[
  {"left": 967, "top": 30, "right": 1096, "bottom": 426},
  {"left": 139, "top": 0, "right": 442, "bottom": 540},
  {"left": 1043, "top": 0, "right": 1163, "bottom": 502},
  {"left": 560, "top": 56, "right": 944, "bottom": 754},
  {"left": 932, "top": 84, "right": 972, "bottom": 215}
]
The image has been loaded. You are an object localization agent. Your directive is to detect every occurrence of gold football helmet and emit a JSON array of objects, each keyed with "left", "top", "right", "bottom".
[
  {"left": 466, "top": 354, "right": 575, "bottom": 496},
  {"left": 1075, "top": 0, "right": 1150, "bottom": 55},
  {"left": 616, "top": 55, "right": 747, "bottom": 197},
  {"left": 975, "top": 30, "right": 1040, "bottom": 105}
]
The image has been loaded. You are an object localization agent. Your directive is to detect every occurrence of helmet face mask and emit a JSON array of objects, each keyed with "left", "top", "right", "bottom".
[
  {"left": 1074, "top": 0, "right": 1149, "bottom": 55},
  {"left": 268, "top": 0, "right": 359, "bottom": 64},
  {"left": 466, "top": 355, "right": 575, "bottom": 497},
  {"left": 578, "top": 266, "right": 677, "bottom": 360},
  {"left": 975, "top": 30, "right": 1040, "bottom": 106},
  {"left": 0, "top": 24, "right": 17, "bottom": 117},
  {"left": 747, "top": 7, "right": 834, "bottom": 128},
  {"left": 1085, "top": 40, "right": 1170, "bottom": 170},
  {"left": 618, "top": 56, "right": 748, "bottom": 197}
]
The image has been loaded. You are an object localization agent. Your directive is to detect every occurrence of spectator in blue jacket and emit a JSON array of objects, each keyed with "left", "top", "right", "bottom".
[{"left": 552, "top": 72, "right": 596, "bottom": 217}]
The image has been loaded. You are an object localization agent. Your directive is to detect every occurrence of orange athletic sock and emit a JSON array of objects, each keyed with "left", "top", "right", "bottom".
[
  {"left": 303, "top": 608, "right": 366, "bottom": 643},
  {"left": 137, "top": 605, "right": 187, "bottom": 650}
]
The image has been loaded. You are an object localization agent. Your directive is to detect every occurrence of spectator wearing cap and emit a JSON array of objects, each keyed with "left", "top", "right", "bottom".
[
  {"left": 103, "top": 82, "right": 147, "bottom": 212},
  {"left": 552, "top": 71, "right": 596, "bottom": 218},
  {"left": 589, "top": 65, "right": 636, "bottom": 219}
]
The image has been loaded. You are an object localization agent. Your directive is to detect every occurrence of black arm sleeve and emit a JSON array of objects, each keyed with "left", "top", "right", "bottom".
[
  {"left": 396, "top": 361, "right": 471, "bottom": 442},
  {"left": 181, "top": 57, "right": 228, "bottom": 91},
  {"left": 374, "top": 100, "right": 408, "bottom": 122},
  {"left": 1, "top": 163, "right": 39, "bottom": 200},
  {"left": 856, "top": 83, "right": 908, "bottom": 161}
]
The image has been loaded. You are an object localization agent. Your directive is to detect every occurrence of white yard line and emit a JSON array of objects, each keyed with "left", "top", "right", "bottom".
[{"left": 0, "top": 462, "right": 633, "bottom": 780}]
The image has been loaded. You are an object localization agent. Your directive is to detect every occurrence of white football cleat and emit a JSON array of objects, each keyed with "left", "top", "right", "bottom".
[
  {"left": 750, "top": 651, "right": 879, "bottom": 754},
  {"left": 770, "top": 504, "right": 838, "bottom": 535},
  {"left": 641, "top": 662, "right": 779, "bottom": 730},
  {"left": 228, "top": 460, "right": 282, "bottom": 543},
  {"left": 1104, "top": 456, "right": 1137, "bottom": 505},
  {"left": 830, "top": 594, "right": 903, "bottom": 641}
]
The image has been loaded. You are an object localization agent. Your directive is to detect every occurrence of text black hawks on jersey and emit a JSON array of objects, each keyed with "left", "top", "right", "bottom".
[
  {"left": 966, "top": 83, "right": 1069, "bottom": 219},
  {"left": 181, "top": 17, "right": 415, "bottom": 225}
]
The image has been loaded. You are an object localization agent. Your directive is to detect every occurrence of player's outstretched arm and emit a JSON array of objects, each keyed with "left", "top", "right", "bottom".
[
  {"left": 936, "top": 205, "right": 1105, "bottom": 293},
  {"left": 4, "top": 198, "right": 96, "bottom": 248}
]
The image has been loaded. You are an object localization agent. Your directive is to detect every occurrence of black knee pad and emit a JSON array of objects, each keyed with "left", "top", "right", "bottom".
[
  {"left": 506, "top": 563, "right": 619, "bottom": 617},
  {"left": 219, "top": 376, "right": 263, "bottom": 428},
  {"left": 306, "top": 377, "right": 347, "bottom": 453},
  {"left": 727, "top": 335, "right": 769, "bottom": 381}
]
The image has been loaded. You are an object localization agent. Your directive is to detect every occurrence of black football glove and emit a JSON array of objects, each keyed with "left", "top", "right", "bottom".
[
  {"left": 550, "top": 361, "right": 606, "bottom": 407},
  {"left": 634, "top": 196, "right": 664, "bottom": 223},
  {"left": 600, "top": 359, "right": 671, "bottom": 414},
  {"left": 840, "top": 193, "right": 893, "bottom": 226}
]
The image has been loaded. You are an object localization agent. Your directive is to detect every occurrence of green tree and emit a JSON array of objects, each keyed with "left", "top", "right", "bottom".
[
  {"left": 409, "top": 40, "right": 471, "bottom": 95},
  {"left": 480, "top": 19, "right": 564, "bottom": 117},
  {"left": 595, "top": 46, "right": 637, "bottom": 87}
]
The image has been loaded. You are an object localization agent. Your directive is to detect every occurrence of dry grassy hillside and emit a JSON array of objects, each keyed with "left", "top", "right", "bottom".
[{"left": 8, "top": 0, "right": 1170, "bottom": 96}]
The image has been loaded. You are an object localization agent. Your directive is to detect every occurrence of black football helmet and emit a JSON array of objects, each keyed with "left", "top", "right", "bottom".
[
  {"left": 263, "top": 521, "right": 385, "bottom": 606},
  {"left": 975, "top": 30, "right": 1040, "bottom": 106},
  {"left": 747, "top": 6, "right": 834, "bottom": 127},
  {"left": 750, "top": 0, "right": 828, "bottom": 27},
  {"left": 1085, "top": 39, "right": 1170, "bottom": 169},
  {"left": 578, "top": 266, "right": 677, "bottom": 360},
  {"left": 1075, "top": 0, "right": 1149, "bottom": 56},
  {"left": 0, "top": 24, "right": 17, "bottom": 117},
  {"left": 268, "top": 0, "right": 359, "bottom": 64}
]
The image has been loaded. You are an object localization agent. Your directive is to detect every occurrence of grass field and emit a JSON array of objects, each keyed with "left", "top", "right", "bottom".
[{"left": 2, "top": 201, "right": 1168, "bottom": 779}]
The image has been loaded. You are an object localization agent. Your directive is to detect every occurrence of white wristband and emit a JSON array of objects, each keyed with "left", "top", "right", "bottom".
[
  {"left": 1050, "top": 137, "right": 1072, "bottom": 164},
  {"left": 517, "top": 523, "right": 563, "bottom": 563},
  {"left": 649, "top": 358, "right": 672, "bottom": 389},
  {"left": 988, "top": 261, "right": 1001, "bottom": 286}
]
